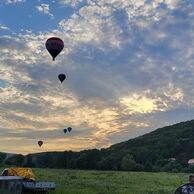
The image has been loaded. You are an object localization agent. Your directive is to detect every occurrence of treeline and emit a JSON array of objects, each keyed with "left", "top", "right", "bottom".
[{"left": 3, "top": 119, "right": 194, "bottom": 172}]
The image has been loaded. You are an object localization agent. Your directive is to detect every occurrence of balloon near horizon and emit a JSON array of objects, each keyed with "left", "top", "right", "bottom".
[{"left": 38, "top": 140, "right": 43, "bottom": 147}]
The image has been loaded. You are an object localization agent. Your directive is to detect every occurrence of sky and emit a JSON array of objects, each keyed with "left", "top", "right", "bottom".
[{"left": 0, "top": 0, "right": 194, "bottom": 154}]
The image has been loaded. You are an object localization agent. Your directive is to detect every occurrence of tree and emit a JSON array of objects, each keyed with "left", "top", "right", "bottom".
[{"left": 121, "top": 154, "right": 142, "bottom": 171}]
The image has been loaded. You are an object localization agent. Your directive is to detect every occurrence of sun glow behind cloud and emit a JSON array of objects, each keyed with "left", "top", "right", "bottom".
[
  {"left": 120, "top": 95, "right": 160, "bottom": 114},
  {"left": 0, "top": 0, "right": 194, "bottom": 154}
]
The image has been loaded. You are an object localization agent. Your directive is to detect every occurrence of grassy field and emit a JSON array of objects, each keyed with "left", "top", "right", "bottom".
[{"left": 26, "top": 169, "right": 189, "bottom": 194}]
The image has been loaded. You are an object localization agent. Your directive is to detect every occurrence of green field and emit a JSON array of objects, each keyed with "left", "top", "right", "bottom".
[{"left": 28, "top": 169, "right": 189, "bottom": 194}]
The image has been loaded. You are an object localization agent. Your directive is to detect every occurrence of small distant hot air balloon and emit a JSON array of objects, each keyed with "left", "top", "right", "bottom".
[
  {"left": 64, "top": 129, "right": 67, "bottom": 133},
  {"left": 67, "top": 127, "right": 72, "bottom": 132},
  {"left": 45, "top": 37, "right": 64, "bottom": 61},
  {"left": 58, "top": 74, "right": 66, "bottom": 83},
  {"left": 38, "top": 140, "right": 43, "bottom": 147}
]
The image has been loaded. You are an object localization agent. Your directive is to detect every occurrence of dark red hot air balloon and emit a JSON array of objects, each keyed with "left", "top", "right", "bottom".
[
  {"left": 58, "top": 74, "right": 66, "bottom": 83},
  {"left": 38, "top": 140, "right": 43, "bottom": 147},
  {"left": 46, "top": 37, "right": 64, "bottom": 61}
]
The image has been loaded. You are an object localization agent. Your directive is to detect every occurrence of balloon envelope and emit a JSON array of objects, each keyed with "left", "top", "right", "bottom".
[
  {"left": 174, "top": 183, "right": 194, "bottom": 194},
  {"left": 58, "top": 74, "right": 66, "bottom": 83},
  {"left": 67, "top": 127, "right": 72, "bottom": 132},
  {"left": 46, "top": 37, "right": 64, "bottom": 61},
  {"left": 38, "top": 140, "right": 43, "bottom": 147},
  {"left": 64, "top": 129, "right": 67, "bottom": 133}
]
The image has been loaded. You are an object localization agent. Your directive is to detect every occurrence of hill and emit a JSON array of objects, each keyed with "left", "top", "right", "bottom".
[{"left": 4, "top": 119, "right": 194, "bottom": 172}]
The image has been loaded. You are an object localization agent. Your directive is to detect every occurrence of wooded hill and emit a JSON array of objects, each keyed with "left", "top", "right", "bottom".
[{"left": 2, "top": 119, "right": 194, "bottom": 172}]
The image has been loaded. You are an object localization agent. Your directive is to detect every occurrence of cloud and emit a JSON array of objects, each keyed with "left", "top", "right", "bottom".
[
  {"left": 0, "top": 24, "right": 10, "bottom": 30},
  {"left": 36, "top": 4, "right": 54, "bottom": 18},
  {"left": 120, "top": 94, "right": 162, "bottom": 114},
  {"left": 5, "top": 0, "right": 25, "bottom": 4},
  {"left": 59, "top": 0, "right": 87, "bottom": 7},
  {"left": 0, "top": 36, "right": 28, "bottom": 50}
]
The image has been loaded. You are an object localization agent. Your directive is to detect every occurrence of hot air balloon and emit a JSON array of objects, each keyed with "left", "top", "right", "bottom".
[
  {"left": 38, "top": 140, "right": 43, "bottom": 147},
  {"left": 64, "top": 129, "right": 67, "bottom": 133},
  {"left": 67, "top": 127, "right": 72, "bottom": 132},
  {"left": 58, "top": 74, "right": 66, "bottom": 83},
  {"left": 45, "top": 37, "right": 64, "bottom": 61}
]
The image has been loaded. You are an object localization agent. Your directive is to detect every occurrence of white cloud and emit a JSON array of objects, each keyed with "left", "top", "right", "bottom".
[
  {"left": 5, "top": 0, "right": 25, "bottom": 4},
  {"left": 59, "top": 0, "right": 87, "bottom": 7},
  {"left": 36, "top": 4, "right": 54, "bottom": 18},
  {"left": 0, "top": 24, "right": 9, "bottom": 30},
  {"left": 58, "top": 0, "right": 182, "bottom": 52}
]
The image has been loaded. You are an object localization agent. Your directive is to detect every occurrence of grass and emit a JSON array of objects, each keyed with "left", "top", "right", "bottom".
[{"left": 29, "top": 168, "right": 190, "bottom": 194}]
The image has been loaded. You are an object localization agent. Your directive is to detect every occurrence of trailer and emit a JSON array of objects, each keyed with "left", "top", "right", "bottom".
[
  {"left": 22, "top": 180, "right": 55, "bottom": 193},
  {"left": 0, "top": 176, "right": 23, "bottom": 194},
  {"left": 0, "top": 168, "right": 56, "bottom": 194}
]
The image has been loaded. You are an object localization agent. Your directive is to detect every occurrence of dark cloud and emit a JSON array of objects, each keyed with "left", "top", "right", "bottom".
[{"left": 0, "top": 36, "right": 28, "bottom": 50}]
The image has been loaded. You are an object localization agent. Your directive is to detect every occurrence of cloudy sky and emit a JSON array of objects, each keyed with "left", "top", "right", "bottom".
[{"left": 0, "top": 0, "right": 194, "bottom": 154}]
